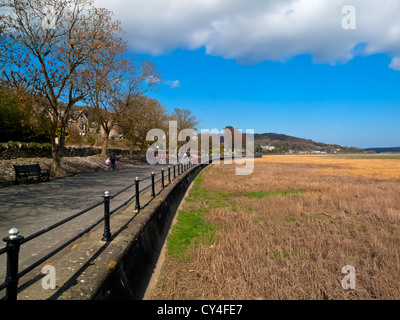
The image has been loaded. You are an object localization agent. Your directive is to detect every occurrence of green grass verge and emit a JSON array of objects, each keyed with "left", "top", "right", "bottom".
[
  {"left": 167, "top": 171, "right": 221, "bottom": 260},
  {"left": 167, "top": 209, "right": 218, "bottom": 260}
]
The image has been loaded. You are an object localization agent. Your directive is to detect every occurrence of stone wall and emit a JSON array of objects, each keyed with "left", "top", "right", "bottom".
[
  {"left": 0, "top": 143, "right": 52, "bottom": 159},
  {"left": 0, "top": 143, "right": 132, "bottom": 160}
]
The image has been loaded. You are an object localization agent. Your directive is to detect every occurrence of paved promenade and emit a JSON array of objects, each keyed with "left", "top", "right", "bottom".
[{"left": 0, "top": 164, "right": 167, "bottom": 283}]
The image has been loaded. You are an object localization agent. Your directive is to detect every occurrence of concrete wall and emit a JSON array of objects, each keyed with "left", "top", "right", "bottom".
[{"left": 91, "top": 164, "right": 208, "bottom": 300}]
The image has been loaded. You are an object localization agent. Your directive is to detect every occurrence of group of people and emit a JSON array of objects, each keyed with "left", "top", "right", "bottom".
[
  {"left": 105, "top": 150, "right": 118, "bottom": 170},
  {"left": 106, "top": 150, "right": 202, "bottom": 170}
]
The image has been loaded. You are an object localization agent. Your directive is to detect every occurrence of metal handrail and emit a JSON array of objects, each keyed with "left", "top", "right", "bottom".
[
  {"left": 21, "top": 200, "right": 104, "bottom": 245},
  {"left": 0, "top": 161, "right": 198, "bottom": 300}
]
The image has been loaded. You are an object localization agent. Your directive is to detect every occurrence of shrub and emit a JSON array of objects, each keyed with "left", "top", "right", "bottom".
[{"left": 86, "top": 136, "right": 96, "bottom": 146}]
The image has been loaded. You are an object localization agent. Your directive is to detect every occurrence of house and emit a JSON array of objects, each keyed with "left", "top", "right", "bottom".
[
  {"left": 262, "top": 145, "right": 275, "bottom": 151},
  {"left": 67, "top": 110, "right": 89, "bottom": 136},
  {"left": 99, "top": 122, "right": 124, "bottom": 141}
]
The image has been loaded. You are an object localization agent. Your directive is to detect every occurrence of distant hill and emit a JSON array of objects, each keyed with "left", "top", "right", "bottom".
[
  {"left": 364, "top": 147, "right": 400, "bottom": 153},
  {"left": 254, "top": 133, "right": 364, "bottom": 154}
]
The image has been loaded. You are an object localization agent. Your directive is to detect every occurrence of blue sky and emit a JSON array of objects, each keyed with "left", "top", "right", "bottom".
[
  {"left": 95, "top": 0, "right": 400, "bottom": 148},
  {"left": 146, "top": 50, "right": 400, "bottom": 148}
]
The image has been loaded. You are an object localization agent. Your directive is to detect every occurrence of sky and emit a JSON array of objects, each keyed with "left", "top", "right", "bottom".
[{"left": 94, "top": 0, "right": 400, "bottom": 148}]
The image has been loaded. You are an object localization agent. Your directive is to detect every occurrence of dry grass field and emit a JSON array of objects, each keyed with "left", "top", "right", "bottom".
[{"left": 149, "top": 155, "right": 400, "bottom": 300}]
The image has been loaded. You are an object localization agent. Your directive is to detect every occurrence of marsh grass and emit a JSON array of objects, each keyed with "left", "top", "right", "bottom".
[
  {"left": 245, "top": 190, "right": 305, "bottom": 199},
  {"left": 151, "top": 155, "right": 400, "bottom": 300}
]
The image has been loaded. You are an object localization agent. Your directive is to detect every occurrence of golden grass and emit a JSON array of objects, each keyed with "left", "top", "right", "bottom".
[
  {"left": 150, "top": 155, "right": 400, "bottom": 300},
  {"left": 255, "top": 154, "right": 400, "bottom": 180}
]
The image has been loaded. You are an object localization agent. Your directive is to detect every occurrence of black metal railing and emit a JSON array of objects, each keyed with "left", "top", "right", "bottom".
[{"left": 0, "top": 160, "right": 198, "bottom": 300}]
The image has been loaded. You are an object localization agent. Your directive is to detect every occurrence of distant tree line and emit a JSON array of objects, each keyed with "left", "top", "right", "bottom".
[{"left": 254, "top": 133, "right": 364, "bottom": 154}]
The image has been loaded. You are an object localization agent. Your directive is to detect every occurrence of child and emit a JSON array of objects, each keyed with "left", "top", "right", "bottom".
[{"left": 105, "top": 158, "right": 110, "bottom": 170}]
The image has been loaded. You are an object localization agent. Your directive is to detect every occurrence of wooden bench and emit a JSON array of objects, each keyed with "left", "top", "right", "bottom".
[{"left": 13, "top": 164, "right": 50, "bottom": 184}]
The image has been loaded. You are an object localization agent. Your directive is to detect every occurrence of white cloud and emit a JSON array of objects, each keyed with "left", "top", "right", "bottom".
[
  {"left": 389, "top": 56, "right": 400, "bottom": 71},
  {"left": 164, "top": 80, "right": 181, "bottom": 88},
  {"left": 95, "top": 0, "right": 400, "bottom": 68}
]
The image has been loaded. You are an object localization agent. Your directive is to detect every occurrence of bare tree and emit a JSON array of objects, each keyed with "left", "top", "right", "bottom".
[
  {"left": 171, "top": 108, "right": 200, "bottom": 133},
  {"left": 87, "top": 54, "right": 161, "bottom": 158},
  {"left": 0, "top": 8, "right": 7, "bottom": 68},
  {"left": 169, "top": 107, "right": 200, "bottom": 158},
  {"left": 1, "top": 0, "right": 124, "bottom": 174},
  {"left": 118, "top": 96, "right": 169, "bottom": 154}
]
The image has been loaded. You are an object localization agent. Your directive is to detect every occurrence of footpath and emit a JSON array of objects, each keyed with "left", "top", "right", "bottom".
[
  {"left": 13, "top": 164, "right": 200, "bottom": 300},
  {"left": 17, "top": 181, "right": 157, "bottom": 300},
  {"left": 0, "top": 162, "right": 173, "bottom": 299}
]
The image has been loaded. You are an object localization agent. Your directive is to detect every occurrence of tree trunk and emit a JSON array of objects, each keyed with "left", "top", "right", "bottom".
[
  {"left": 51, "top": 125, "right": 66, "bottom": 176},
  {"left": 51, "top": 138, "right": 62, "bottom": 176},
  {"left": 101, "top": 136, "right": 110, "bottom": 158},
  {"left": 100, "top": 123, "right": 111, "bottom": 158}
]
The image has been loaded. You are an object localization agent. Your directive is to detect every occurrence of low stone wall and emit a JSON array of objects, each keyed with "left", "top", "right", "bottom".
[
  {"left": 0, "top": 143, "right": 53, "bottom": 159},
  {"left": 0, "top": 143, "right": 132, "bottom": 160}
]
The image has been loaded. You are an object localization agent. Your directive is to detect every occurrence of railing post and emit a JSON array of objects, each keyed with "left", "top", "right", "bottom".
[
  {"left": 178, "top": 163, "right": 180, "bottom": 175},
  {"left": 161, "top": 168, "right": 165, "bottom": 189},
  {"left": 3, "top": 228, "right": 24, "bottom": 300},
  {"left": 151, "top": 172, "right": 155, "bottom": 198},
  {"left": 168, "top": 166, "right": 171, "bottom": 184},
  {"left": 173, "top": 165, "right": 176, "bottom": 179},
  {"left": 102, "top": 191, "right": 112, "bottom": 242},
  {"left": 135, "top": 177, "right": 140, "bottom": 211}
]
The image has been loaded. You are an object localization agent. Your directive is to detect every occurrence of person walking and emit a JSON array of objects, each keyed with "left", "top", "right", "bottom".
[{"left": 110, "top": 150, "right": 117, "bottom": 170}]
